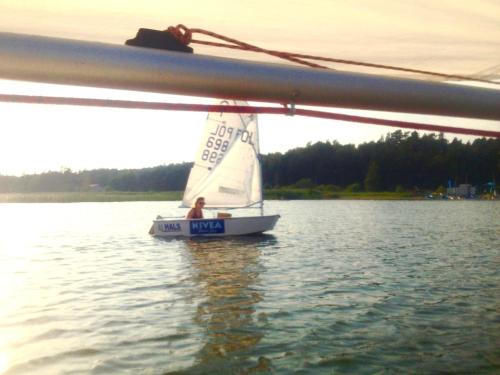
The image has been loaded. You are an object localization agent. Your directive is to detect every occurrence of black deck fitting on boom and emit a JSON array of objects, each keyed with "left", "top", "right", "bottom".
[{"left": 125, "top": 28, "right": 193, "bottom": 53}]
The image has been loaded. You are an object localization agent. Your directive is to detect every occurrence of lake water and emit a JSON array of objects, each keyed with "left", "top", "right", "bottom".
[{"left": 0, "top": 200, "right": 499, "bottom": 374}]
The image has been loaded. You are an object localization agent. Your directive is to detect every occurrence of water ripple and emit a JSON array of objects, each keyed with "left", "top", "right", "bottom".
[{"left": 0, "top": 201, "right": 499, "bottom": 374}]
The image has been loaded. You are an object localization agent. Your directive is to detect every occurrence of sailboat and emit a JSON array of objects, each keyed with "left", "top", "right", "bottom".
[{"left": 149, "top": 100, "right": 280, "bottom": 237}]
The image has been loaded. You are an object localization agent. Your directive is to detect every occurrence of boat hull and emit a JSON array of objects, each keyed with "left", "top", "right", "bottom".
[{"left": 151, "top": 215, "right": 280, "bottom": 237}]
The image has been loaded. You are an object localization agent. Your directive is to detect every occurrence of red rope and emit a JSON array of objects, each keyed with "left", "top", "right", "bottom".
[
  {"left": 1, "top": 94, "right": 498, "bottom": 138},
  {"left": 165, "top": 24, "right": 500, "bottom": 86},
  {"left": 166, "top": 24, "right": 326, "bottom": 69}
]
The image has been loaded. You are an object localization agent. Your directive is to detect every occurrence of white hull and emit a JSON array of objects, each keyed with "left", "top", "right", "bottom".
[{"left": 151, "top": 215, "right": 280, "bottom": 237}]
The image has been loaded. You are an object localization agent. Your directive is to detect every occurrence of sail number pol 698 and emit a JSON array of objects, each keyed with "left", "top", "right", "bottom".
[{"left": 201, "top": 124, "right": 255, "bottom": 164}]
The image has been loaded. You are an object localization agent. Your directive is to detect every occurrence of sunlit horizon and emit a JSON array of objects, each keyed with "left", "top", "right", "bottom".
[{"left": 1, "top": 79, "right": 498, "bottom": 177}]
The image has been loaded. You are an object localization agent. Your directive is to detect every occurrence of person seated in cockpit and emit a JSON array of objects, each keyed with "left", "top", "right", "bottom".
[{"left": 186, "top": 197, "right": 205, "bottom": 219}]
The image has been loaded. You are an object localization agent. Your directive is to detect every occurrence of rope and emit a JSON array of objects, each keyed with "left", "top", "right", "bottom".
[
  {"left": 1, "top": 94, "right": 498, "bottom": 138},
  {"left": 166, "top": 24, "right": 500, "bottom": 86},
  {"left": 166, "top": 24, "right": 326, "bottom": 69}
]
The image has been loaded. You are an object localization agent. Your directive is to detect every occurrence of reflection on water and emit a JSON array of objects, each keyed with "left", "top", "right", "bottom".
[
  {"left": 0, "top": 201, "right": 499, "bottom": 374},
  {"left": 181, "top": 236, "right": 276, "bottom": 373}
]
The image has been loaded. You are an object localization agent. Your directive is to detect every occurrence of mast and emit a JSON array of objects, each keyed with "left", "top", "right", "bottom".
[
  {"left": 259, "top": 153, "right": 264, "bottom": 216},
  {"left": 0, "top": 32, "right": 499, "bottom": 120}
]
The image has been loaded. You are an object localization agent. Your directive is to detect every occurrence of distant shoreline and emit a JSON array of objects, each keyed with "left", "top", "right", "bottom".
[
  {"left": 0, "top": 191, "right": 183, "bottom": 203},
  {"left": 1, "top": 190, "right": 496, "bottom": 203},
  {"left": 0, "top": 191, "right": 432, "bottom": 203}
]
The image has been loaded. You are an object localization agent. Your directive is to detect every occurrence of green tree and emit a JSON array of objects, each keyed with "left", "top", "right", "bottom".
[
  {"left": 345, "top": 182, "right": 361, "bottom": 192},
  {"left": 364, "top": 160, "right": 382, "bottom": 191},
  {"left": 294, "top": 178, "right": 315, "bottom": 188}
]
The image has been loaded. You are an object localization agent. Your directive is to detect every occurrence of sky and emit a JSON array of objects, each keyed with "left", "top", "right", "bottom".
[{"left": 0, "top": 1, "right": 499, "bottom": 176}]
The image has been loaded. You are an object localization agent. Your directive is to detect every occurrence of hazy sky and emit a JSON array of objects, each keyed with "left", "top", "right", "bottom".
[{"left": 0, "top": 1, "right": 499, "bottom": 176}]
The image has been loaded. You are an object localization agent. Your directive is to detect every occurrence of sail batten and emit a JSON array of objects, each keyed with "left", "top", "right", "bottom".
[{"left": 182, "top": 100, "right": 262, "bottom": 209}]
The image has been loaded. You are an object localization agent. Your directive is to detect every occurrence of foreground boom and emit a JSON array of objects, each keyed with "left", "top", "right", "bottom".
[{"left": 0, "top": 32, "right": 499, "bottom": 120}]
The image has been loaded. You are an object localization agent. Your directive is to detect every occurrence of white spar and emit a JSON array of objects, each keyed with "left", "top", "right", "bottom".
[{"left": 0, "top": 32, "right": 499, "bottom": 120}]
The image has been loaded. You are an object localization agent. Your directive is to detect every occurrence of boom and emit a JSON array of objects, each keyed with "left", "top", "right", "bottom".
[{"left": 0, "top": 32, "right": 499, "bottom": 120}]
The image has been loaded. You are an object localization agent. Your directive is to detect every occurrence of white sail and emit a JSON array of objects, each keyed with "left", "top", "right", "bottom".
[{"left": 182, "top": 100, "right": 262, "bottom": 209}]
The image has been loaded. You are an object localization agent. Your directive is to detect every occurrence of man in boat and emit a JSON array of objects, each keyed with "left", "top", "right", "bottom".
[{"left": 186, "top": 197, "right": 205, "bottom": 219}]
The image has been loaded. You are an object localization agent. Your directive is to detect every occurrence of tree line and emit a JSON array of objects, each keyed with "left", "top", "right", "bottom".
[
  {"left": 0, "top": 131, "right": 498, "bottom": 193},
  {"left": 262, "top": 131, "right": 499, "bottom": 192}
]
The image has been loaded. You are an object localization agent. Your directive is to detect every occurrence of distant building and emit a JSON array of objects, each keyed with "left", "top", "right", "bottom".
[
  {"left": 447, "top": 184, "right": 476, "bottom": 198},
  {"left": 88, "top": 184, "right": 105, "bottom": 192}
]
